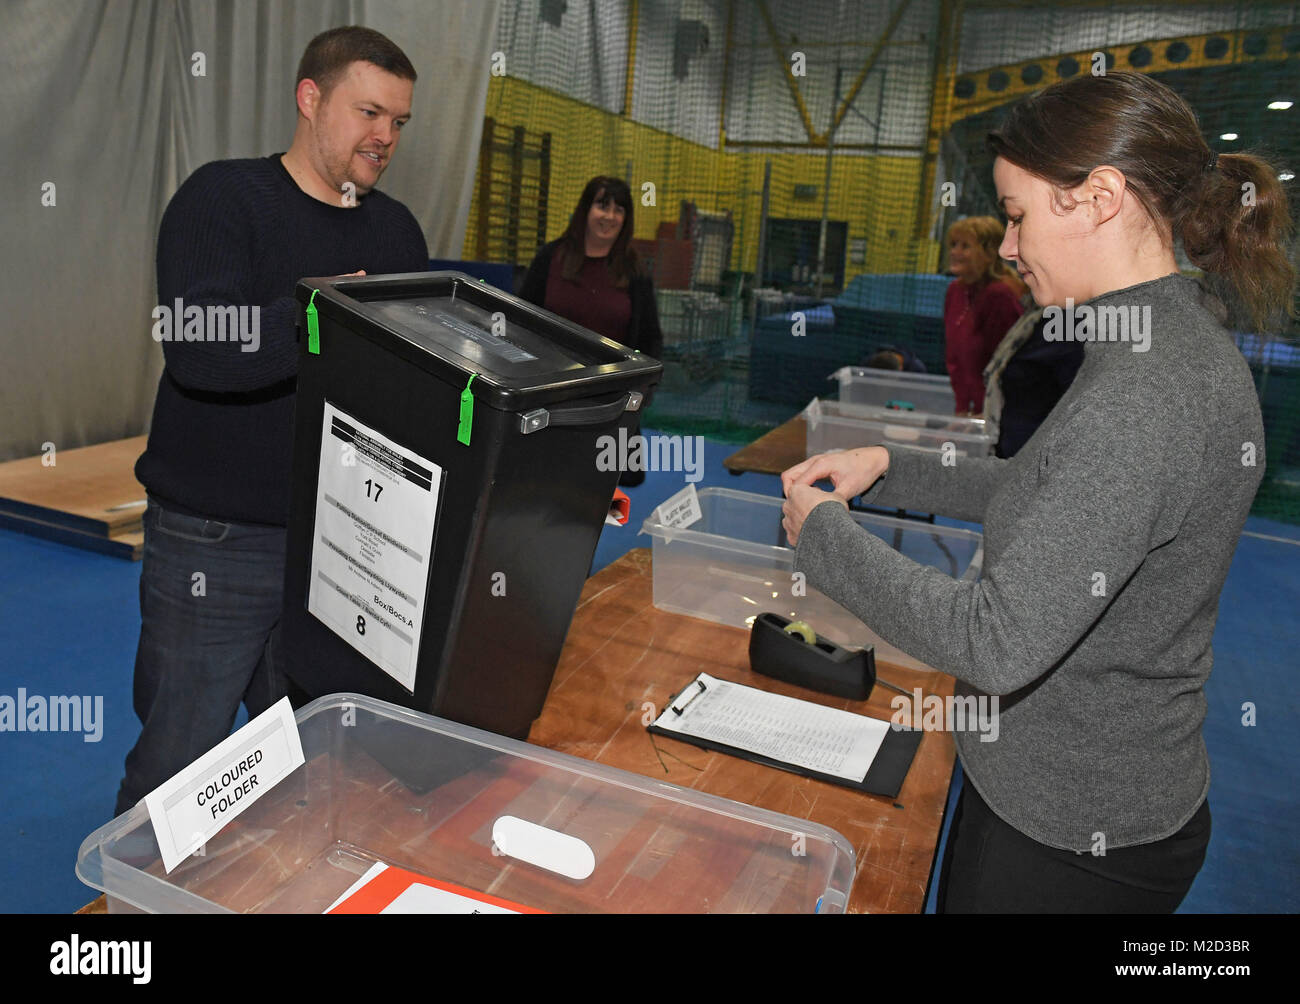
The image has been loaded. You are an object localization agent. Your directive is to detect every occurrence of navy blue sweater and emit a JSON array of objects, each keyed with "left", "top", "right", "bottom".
[
  {"left": 995, "top": 316, "right": 1085, "bottom": 458},
  {"left": 135, "top": 155, "right": 428, "bottom": 524}
]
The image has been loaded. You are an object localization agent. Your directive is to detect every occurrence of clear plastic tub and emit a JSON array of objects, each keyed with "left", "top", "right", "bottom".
[
  {"left": 804, "top": 398, "right": 994, "bottom": 457},
  {"left": 640, "top": 487, "right": 983, "bottom": 672},
  {"left": 830, "top": 366, "right": 955, "bottom": 414},
  {"left": 76, "top": 694, "right": 855, "bottom": 914}
]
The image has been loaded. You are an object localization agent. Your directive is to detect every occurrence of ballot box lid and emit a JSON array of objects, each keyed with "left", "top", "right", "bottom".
[
  {"left": 76, "top": 694, "right": 856, "bottom": 914},
  {"left": 296, "top": 272, "right": 661, "bottom": 410}
]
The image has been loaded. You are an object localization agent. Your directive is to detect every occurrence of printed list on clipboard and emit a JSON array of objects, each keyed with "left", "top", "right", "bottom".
[{"left": 648, "top": 672, "right": 919, "bottom": 795}]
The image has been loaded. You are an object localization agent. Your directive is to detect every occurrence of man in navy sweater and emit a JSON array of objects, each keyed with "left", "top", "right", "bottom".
[{"left": 115, "top": 27, "right": 428, "bottom": 816}]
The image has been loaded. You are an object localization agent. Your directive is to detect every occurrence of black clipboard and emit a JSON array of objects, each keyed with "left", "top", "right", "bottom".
[{"left": 648, "top": 675, "right": 922, "bottom": 798}]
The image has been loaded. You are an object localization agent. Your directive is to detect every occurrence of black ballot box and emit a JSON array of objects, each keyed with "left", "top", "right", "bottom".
[{"left": 281, "top": 272, "right": 661, "bottom": 739}]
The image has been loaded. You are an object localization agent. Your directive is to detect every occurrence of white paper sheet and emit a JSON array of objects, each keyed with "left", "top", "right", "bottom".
[
  {"left": 652, "top": 672, "right": 889, "bottom": 783},
  {"left": 324, "top": 861, "right": 522, "bottom": 914},
  {"left": 307, "top": 402, "right": 442, "bottom": 691}
]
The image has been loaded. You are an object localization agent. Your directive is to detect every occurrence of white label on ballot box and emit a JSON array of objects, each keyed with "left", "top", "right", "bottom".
[
  {"left": 656, "top": 482, "right": 701, "bottom": 529},
  {"left": 144, "top": 697, "right": 305, "bottom": 873},
  {"left": 307, "top": 402, "right": 443, "bottom": 691}
]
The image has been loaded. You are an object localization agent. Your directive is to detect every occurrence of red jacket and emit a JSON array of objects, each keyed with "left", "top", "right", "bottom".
[{"left": 944, "top": 278, "right": 1024, "bottom": 414}]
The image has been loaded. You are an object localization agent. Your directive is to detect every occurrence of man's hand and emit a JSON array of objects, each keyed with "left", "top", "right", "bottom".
[{"left": 782, "top": 484, "right": 847, "bottom": 547}]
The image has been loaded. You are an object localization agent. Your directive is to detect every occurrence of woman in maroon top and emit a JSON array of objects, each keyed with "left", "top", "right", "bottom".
[
  {"left": 520, "top": 176, "right": 663, "bottom": 484},
  {"left": 520, "top": 176, "right": 662, "bottom": 356},
  {"left": 943, "top": 215, "right": 1026, "bottom": 414}
]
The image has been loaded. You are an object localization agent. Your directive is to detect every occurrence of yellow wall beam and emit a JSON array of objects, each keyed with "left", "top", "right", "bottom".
[
  {"left": 942, "top": 25, "right": 1299, "bottom": 131},
  {"left": 827, "top": 0, "right": 914, "bottom": 140},
  {"left": 622, "top": 0, "right": 639, "bottom": 116},
  {"left": 719, "top": 0, "right": 735, "bottom": 149},
  {"left": 913, "top": 0, "right": 961, "bottom": 253},
  {"left": 756, "top": 0, "right": 819, "bottom": 144}
]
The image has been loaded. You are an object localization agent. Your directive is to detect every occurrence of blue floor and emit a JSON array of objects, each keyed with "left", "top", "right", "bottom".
[{"left": 1, "top": 428, "right": 1297, "bottom": 912}]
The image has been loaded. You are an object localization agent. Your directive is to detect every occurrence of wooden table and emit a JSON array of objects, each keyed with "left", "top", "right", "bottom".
[
  {"left": 722, "top": 415, "right": 936, "bottom": 525},
  {"left": 723, "top": 416, "right": 806, "bottom": 476},
  {"left": 0, "top": 436, "right": 147, "bottom": 559},
  {"left": 79, "top": 549, "right": 958, "bottom": 915},
  {"left": 528, "top": 548, "right": 956, "bottom": 914}
]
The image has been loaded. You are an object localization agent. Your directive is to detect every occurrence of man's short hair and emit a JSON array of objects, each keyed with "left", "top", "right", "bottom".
[{"left": 296, "top": 26, "right": 417, "bottom": 99}]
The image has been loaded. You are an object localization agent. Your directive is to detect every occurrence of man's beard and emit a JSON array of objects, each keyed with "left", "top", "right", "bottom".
[{"left": 323, "top": 145, "right": 375, "bottom": 198}]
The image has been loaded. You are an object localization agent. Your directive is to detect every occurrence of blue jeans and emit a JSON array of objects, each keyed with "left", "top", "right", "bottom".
[{"left": 113, "top": 500, "right": 291, "bottom": 817}]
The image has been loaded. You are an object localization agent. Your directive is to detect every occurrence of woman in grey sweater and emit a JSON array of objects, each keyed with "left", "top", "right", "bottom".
[{"left": 781, "top": 72, "right": 1294, "bottom": 913}]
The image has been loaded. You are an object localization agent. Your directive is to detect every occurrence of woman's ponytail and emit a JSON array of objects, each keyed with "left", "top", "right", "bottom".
[{"left": 1179, "top": 153, "right": 1295, "bottom": 331}]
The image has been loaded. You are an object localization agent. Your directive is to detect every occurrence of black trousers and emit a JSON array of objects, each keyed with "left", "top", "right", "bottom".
[{"left": 937, "top": 778, "right": 1211, "bottom": 913}]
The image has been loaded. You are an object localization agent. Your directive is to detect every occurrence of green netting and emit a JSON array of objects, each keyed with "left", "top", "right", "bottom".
[{"left": 469, "top": 1, "right": 1300, "bottom": 522}]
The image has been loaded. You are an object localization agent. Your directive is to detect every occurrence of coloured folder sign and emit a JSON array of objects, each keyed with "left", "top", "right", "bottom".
[{"left": 648, "top": 672, "right": 921, "bottom": 797}]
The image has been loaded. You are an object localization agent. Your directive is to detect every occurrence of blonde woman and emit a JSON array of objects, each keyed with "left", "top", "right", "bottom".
[{"left": 943, "top": 216, "right": 1026, "bottom": 414}]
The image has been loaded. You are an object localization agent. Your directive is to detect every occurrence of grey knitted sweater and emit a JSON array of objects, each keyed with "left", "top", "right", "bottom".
[{"left": 795, "top": 273, "right": 1263, "bottom": 851}]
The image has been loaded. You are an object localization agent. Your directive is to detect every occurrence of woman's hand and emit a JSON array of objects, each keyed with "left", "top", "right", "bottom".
[
  {"left": 782, "top": 484, "right": 847, "bottom": 547},
  {"left": 780, "top": 447, "right": 890, "bottom": 547},
  {"left": 781, "top": 446, "right": 890, "bottom": 502}
]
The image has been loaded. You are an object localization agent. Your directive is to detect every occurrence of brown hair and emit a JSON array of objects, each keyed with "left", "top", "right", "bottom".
[
  {"left": 865, "top": 349, "right": 904, "bottom": 370},
  {"left": 989, "top": 71, "right": 1295, "bottom": 331},
  {"left": 558, "top": 177, "right": 639, "bottom": 288},
  {"left": 296, "top": 26, "right": 417, "bottom": 99},
  {"left": 946, "top": 215, "right": 1027, "bottom": 297}
]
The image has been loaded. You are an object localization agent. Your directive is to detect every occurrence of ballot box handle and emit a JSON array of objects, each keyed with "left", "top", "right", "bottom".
[{"left": 519, "top": 393, "right": 637, "bottom": 435}]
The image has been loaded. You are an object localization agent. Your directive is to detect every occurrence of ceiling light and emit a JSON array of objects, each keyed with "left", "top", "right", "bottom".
[
  {"left": 1280, "top": 171, "right": 1296, "bottom": 182},
  {"left": 1219, "top": 132, "right": 1238, "bottom": 141},
  {"left": 1267, "top": 100, "right": 1293, "bottom": 110}
]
